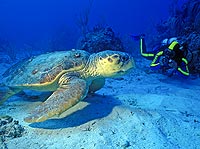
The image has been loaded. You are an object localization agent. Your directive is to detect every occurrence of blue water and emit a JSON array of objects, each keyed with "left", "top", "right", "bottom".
[
  {"left": 0, "top": 0, "right": 173, "bottom": 50},
  {"left": 1, "top": 0, "right": 199, "bottom": 148}
]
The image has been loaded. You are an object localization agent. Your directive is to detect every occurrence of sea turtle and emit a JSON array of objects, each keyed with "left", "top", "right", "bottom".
[{"left": 0, "top": 49, "right": 134, "bottom": 123}]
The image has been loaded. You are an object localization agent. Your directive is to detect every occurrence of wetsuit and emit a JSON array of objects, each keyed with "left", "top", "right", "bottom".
[{"left": 140, "top": 37, "right": 189, "bottom": 77}]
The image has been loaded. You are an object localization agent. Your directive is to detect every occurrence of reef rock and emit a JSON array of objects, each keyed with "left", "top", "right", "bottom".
[
  {"left": 77, "top": 26, "right": 125, "bottom": 53},
  {"left": 0, "top": 115, "right": 24, "bottom": 149}
]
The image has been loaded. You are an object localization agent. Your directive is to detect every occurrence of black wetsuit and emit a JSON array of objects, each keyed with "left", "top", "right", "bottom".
[{"left": 139, "top": 37, "right": 189, "bottom": 77}]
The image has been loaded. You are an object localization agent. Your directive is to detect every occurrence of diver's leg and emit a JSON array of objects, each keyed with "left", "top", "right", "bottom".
[{"left": 177, "top": 58, "right": 189, "bottom": 77}]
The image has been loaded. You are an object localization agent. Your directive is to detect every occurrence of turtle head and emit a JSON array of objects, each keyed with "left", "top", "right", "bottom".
[{"left": 92, "top": 50, "right": 135, "bottom": 77}]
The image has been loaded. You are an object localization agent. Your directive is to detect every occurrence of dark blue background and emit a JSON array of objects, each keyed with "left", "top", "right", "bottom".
[{"left": 0, "top": 0, "right": 184, "bottom": 49}]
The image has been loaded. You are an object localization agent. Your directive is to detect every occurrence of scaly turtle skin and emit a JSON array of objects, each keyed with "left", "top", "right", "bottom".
[{"left": 0, "top": 49, "right": 134, "bottom": 123}]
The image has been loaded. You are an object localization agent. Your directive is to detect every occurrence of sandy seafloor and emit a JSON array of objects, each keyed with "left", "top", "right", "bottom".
[{"left": 0, "top": 58, "right": 200, "bottom": 149}]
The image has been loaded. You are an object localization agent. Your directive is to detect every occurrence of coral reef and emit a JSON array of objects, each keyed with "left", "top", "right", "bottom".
[
  {"left": 148, "top": 0, "right": 200, "bottom": 74},
  {"left": 77, "top": 25, "right": 125, "bottom": 53},
  {"left": 155, "top": 0, "right": 200, "bottom": 38},
  {"left": 0, "top": 115, "right": 24, "bottom": 149}
]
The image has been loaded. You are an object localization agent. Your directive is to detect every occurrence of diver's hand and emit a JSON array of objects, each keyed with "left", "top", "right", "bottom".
[
  {"left": 130, "top": 34, "right": 145, "bottom": 41},
  {"left": 168, "top": 59, "right": 177, "bottom": 69}
]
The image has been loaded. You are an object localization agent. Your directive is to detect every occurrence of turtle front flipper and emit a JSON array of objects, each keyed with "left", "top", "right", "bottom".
[{"left": 24, "top": 77, "right": 88, "bottom": 123}]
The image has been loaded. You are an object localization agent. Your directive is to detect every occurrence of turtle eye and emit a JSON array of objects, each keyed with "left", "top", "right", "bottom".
[
  {"left": 107, "top": 57, "right": 113, "bottom": 62},
  {"left": 74, "top": 52, "right": 81, "bottom": 58}
]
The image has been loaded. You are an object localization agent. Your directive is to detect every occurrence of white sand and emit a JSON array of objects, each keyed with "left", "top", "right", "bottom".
[{"left": 0, "top": 60, "right": 200, "bottom": 149}]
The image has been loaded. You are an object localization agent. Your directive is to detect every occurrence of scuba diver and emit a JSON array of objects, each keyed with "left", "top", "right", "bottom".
[{"left": 131, "top": 34, "right": 189, "bottom": 77}]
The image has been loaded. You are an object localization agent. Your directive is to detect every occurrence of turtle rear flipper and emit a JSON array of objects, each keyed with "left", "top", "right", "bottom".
[
  {"left": 24, "top": 77, "right": 88, "bottom": 123},
  {"left": 0, "top": 86, "right": 22, "bottom": 104}
]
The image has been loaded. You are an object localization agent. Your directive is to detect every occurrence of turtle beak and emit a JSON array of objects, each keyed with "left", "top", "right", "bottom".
[
  {"left": 120, "top": 54, "right": 134, "bottom": 68},
  {"left": 120, "top": 54, "right": 130, "bottom": 63}
]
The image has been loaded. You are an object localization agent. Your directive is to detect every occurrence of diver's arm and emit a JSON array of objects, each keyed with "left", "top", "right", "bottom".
[
  {"left": 150, "top": 51, "right": 164, "bottom": 70},
  {"left": 177, "top": 58, "right": 189, "bottom": 76},
  {"left": 140, "top": 37, "right": 155, "bottom": 58}
]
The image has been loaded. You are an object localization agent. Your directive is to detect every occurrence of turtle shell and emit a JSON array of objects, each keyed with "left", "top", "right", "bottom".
[{"left": 2, "top": 49, "right": 90, "bottom": 86}]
